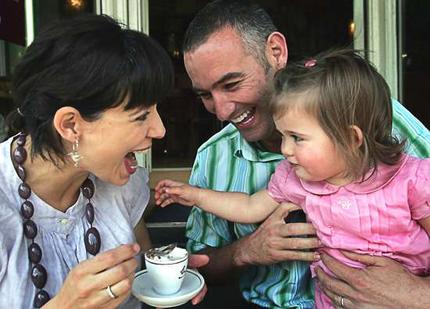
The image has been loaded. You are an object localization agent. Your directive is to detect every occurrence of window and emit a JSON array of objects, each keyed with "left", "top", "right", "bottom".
[{"left": 149, "top": 0, "right": 354, "bottom": 169}]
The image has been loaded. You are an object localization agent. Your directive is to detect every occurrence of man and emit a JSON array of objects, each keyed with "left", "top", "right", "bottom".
[{"left": 183, "top": 1, "right": 430, "bottom": 308}]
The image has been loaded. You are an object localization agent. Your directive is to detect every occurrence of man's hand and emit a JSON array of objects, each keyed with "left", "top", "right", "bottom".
[
  {"left": 233, "top": 202, "right": 319, "bottom": 266},
  {"left": 188, "top": 254, "right": 210, "bottom": 305},
  {"left": 316, "top": 251, "right": 430, "bottom": 309}
]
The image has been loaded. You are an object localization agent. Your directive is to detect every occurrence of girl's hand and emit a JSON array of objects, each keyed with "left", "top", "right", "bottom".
[
  {"left": 154, "top": 179, "right": 200, "bottom": 207},
  {"left": 45, "top": 244, "right": 140, "bottom": 309}
]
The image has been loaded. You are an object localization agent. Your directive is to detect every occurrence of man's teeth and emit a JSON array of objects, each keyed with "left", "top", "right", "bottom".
[{"left": 232, "top": 109, "right": 252, "bottom": 123}]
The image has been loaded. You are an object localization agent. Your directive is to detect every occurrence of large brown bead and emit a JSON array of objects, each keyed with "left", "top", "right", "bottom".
[
  {"left": 23, "top": 220, "right": 37, "bottom": 239},
  {"left": 21, "top": 201, "right": 34, "bottom": 219},
  {"left": 85, "top": 203, "right": 95, "bottom": 224},
  {"left": 16, "top": 134, "right": 26, "bottom": 146},
  {"left": 13, "top": 146, "right": 27, "bottom": 164},
  {"left": 17, "top": 165, "right": 26, "bottom": 181},
  {"left": 81, "top": 178, "right": 95, "bottom": 199},
  {"left": 29, "top": 243, "right": 42, "bottom": 264},
  {"left": 18, "top": 183, "right": 31, "bottom": 199},
  {"left": 85, "top": 227, "right": 101, "bottom": 255},
  {"left": 31, "top": 264, "right": 47, "bottom": 289},
  {"left": 33, "top": 290, "right": 50, "bottom": 308}
]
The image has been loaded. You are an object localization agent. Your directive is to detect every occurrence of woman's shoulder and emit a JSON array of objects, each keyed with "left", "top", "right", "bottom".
[{"left": 0, "top": 193, "right": 22, "bottom": 248}]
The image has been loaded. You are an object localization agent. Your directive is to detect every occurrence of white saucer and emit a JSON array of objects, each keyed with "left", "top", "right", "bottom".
[{"left": 132, "top": 269, "right": 205, "bottom": 308}]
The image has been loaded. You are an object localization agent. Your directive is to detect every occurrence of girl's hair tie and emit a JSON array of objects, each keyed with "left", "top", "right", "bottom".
[{"left": 304, "top": 59, "right": 317, "bottom": 68}]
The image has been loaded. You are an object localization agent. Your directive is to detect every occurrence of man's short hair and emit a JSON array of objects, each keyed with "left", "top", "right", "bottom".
[{"left": 183, "top": 0, "right": 277, "bottom": 70}]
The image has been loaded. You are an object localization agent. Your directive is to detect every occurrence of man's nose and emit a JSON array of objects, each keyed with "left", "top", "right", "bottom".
[{"left": 213, "top": 93, "right": 235, "bottom": 122}]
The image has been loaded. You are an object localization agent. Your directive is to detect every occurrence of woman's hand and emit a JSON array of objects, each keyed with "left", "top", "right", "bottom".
[
  {"left": 316, "top": 251, "right": 430, "bottom": 309},
  {"left": 45, "top": 244, "right": 140, "bottom": 309},
  {"left": 154, "top": 179, "right": 200, "bottom": 207}
]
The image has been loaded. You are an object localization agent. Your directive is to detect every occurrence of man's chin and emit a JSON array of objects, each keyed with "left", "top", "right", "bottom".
[{"left": 236, "top": 127, "right": 267, "bottom": 143}]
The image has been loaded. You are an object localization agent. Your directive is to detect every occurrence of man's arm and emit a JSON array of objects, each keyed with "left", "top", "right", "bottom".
[
  {"left": 316, "top": 252, "right": 430, "bottom": 309},
  {"left": 194, "top": 203, "right": 319, "bottom": 285}
]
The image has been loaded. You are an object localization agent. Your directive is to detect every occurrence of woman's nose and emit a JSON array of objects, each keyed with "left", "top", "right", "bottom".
[{"left": 150, "top": 110, "right": 166, "bottom": 139}]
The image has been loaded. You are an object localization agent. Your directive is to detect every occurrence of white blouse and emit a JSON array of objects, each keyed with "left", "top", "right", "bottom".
[{"left": 0, "top": 136, "right": 149, "bottom": 308}]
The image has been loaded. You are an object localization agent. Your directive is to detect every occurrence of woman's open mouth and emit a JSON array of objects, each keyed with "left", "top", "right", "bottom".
[{"left": 124, "top": 152, "right": 138, "bottom": 175}]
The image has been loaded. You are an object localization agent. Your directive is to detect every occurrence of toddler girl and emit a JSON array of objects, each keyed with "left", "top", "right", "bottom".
[{"left": 155, "top": 49, "right": 430, "bottom": 308}]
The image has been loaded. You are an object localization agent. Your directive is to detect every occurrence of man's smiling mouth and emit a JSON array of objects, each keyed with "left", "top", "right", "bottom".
[{"left": 231, "top": 108, "right": 256, "bottom": 126}]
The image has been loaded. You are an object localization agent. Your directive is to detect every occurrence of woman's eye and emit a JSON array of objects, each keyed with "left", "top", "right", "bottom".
[{"left": 136, "top": 112, "right": 150, "bottom": 121}]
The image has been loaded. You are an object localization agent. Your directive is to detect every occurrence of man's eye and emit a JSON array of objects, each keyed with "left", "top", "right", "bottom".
[
  {"left": 198, "top": 93, "right": 212, "bottom": 100},
  {"left": 224, "top": 81, "right": 239, "bottom": 90}
]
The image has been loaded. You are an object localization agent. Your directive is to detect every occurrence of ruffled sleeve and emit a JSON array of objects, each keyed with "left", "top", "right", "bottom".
[
  {"left": 267, "top": 160, "right": 292, "bottom": 203},
  {"left": 409, "top": 158, "right": 430, "bottom": 220}
]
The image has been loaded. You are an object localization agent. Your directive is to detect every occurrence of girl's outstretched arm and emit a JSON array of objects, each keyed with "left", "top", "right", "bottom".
[{"left": 155, "top": 179, "right": 279, "bottom": 223}]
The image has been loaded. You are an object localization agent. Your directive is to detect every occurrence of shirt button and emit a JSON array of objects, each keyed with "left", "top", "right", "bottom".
[{"left": 59, "top": 218, "right": 68, "bottom": 225}]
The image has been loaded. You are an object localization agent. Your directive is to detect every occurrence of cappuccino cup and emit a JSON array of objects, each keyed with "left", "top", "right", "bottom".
[{"left": 144, "top": 245, "right": 188, "bottom": 295}]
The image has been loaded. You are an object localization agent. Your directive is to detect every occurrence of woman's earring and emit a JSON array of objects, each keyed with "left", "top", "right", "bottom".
[{"left": 68, "top": 137, "right": 83, "bottom": 168}]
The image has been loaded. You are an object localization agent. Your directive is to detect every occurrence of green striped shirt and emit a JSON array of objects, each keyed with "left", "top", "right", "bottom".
[{"left": 185, "top": 99, "right": 430, "bottom": 308}]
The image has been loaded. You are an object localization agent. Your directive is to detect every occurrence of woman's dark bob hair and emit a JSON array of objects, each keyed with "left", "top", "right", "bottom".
[{"left": 8, "top": 14, "right": 174, "bottom": 161}]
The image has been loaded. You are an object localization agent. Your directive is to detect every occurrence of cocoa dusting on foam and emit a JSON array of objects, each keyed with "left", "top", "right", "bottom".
[{"left": 145, "top": 244, "right": 188, "bottom": 262}]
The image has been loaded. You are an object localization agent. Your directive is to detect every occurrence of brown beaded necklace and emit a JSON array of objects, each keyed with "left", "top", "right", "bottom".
[{"left": 12, "top": 133, "right": 102, "bottom": 308}]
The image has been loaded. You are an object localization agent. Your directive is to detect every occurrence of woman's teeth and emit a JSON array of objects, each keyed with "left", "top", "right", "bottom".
[{"left": 126, "top": 152, "right": 138, "bottom": 169}]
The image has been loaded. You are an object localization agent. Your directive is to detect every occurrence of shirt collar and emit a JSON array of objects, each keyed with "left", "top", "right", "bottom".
[
  {"left": 232, "top": 132, "right": 283, "bottom": 163},
  {"left": 300, "top": 154, "right": 408, "bottom": 195}
]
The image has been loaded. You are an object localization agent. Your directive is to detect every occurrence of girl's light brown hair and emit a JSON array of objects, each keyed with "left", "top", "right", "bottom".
[{"left": 269, "top": 48, "right": 405, "bottom": 180}]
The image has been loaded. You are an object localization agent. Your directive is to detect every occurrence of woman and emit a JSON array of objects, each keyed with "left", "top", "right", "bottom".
[{"left": 0, "top": 14, "right": 206, "bottom": 308}]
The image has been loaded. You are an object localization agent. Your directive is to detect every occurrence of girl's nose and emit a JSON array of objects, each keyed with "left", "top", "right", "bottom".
[{"left": 281, "top": 139, "right": 294, "bottom": 157}]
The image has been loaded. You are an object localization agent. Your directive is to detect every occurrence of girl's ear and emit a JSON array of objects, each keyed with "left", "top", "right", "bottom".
[
  {"left": 266, "top": 32, "right": 288, "bottom": 70},
  {"left": 350, "top": 125, "right": 364, "bottom": 148},
  {"left": 53, "top": 106, "right": 83, "bottom": 143}
]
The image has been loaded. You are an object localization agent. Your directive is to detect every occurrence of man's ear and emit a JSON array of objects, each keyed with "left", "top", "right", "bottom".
[
  {"left": 350, "top": 125, "right": 364, "bottom": 148},
  {"left": 53, "top": 106, "right": 83, "bottom": 142},
  {"left": 266, "top": 32, "right": 288, "bottom": 70}
]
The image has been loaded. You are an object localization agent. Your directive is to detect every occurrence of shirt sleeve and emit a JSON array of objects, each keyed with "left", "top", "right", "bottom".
[
  {"left": 186, "top": 150, "right": 233, "bottom": 253},
  {"left": 409, "top": 158, "right": 430, "bottom": 220},
  {"left": 392, "top": 99, "right": 430, "bottom": 158},
  {"left": 267, "top": 160, "right": 291, "bottom": 203}
]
